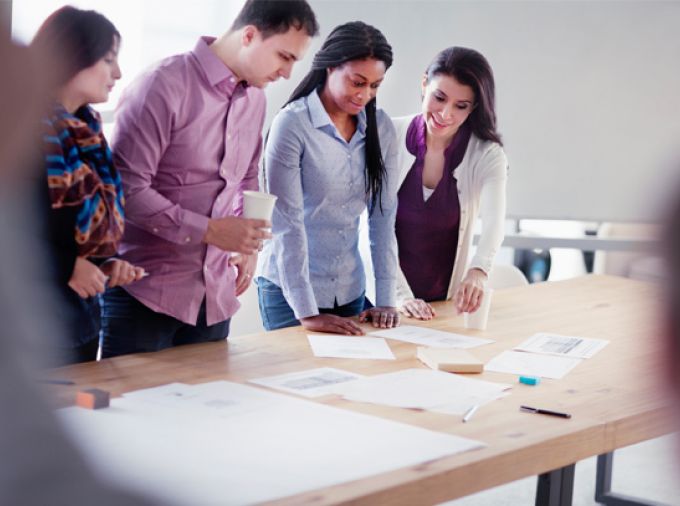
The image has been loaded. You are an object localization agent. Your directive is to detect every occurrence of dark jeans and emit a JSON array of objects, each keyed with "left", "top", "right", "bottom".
[
  {"left": 256, "top": 277, "right": 366, "bottom": 331},
  {"left": 100, "top": 286, "right": 230, "bottom": 358}
]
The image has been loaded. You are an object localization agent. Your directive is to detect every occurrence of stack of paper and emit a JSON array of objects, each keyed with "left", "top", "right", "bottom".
[{"left": 417, "top": 347, "right": 484, "bottom": 373}]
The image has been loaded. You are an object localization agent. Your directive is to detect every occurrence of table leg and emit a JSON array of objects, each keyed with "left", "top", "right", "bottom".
[
  {"left": 595, "top": 452, "right": 668, "bottom": 506},
  {"left": 536, "top": 464, "right": 575, "bottom": 506}
]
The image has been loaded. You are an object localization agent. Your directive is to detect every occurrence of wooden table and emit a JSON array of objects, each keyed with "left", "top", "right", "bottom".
[{"left": 49, "top": 275, "right": 675, "bottom": 505}]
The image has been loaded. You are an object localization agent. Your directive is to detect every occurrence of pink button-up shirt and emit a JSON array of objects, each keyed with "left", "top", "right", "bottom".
[{"left": 111, "top": 37, "right": 265, "bottom": 325}]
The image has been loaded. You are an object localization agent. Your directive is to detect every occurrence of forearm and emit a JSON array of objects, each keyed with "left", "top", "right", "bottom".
[{"left": 124, "top": 187, "right": 209, "bottom": 245}]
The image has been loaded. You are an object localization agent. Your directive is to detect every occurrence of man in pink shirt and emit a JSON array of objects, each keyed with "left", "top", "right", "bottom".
[{"left": 101, "top": 0, "right": 317, "bottom": 357}]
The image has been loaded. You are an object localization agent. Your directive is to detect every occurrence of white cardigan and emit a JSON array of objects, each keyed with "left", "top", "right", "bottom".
[{"left": 393, "top": 115, "right": 509, "bottom": 304}]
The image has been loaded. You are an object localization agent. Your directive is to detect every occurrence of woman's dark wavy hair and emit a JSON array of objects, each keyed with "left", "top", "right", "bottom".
[
  {"left": 284, "top": 21, "right": 393, "bottom": 214},
  {"left": 425, "top": 47, "right": 502, "bottom": 145},
  {"left": 31, "top": 6, "right": 120, "bottom": 89}
]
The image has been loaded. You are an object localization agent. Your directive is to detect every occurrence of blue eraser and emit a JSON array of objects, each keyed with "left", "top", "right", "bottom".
[{"left": 519, "top": 375, "right": 541, "bottom": 386}]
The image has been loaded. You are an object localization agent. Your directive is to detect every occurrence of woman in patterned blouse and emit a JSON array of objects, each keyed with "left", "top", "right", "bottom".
[{"left": 32, "top": 6, "right": 144, "bottom": 364}]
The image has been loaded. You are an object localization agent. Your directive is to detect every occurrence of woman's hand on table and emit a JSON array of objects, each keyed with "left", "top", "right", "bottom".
[
  {"left": 399, "top": 298, "right": 436, "bottom": 320},
  {"left": 301, "top": 314, "right": 365, "bottom": 335},
  {"left": 358, "top": 306, "right": 400, "bottom": 329},
  {"left": 454, "top": 268, "right": 487, "bottom": 313}
]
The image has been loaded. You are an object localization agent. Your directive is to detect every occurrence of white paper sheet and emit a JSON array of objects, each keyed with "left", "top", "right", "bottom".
[
  {"left": 332, "top": 368, "right": 511, "bottom": 414},
  {"left": 58, "top": 381, "right": 484, "bottom": 506},
  {"left": 485, "top": 350, "right": 583, "bottom": 379},
  {"left": 307, "top": 334, "right": 395, "bottom": 360},
  {"left": 369, "top": 325, "right": 494, "bottom": 349},
  {"left": 249, "top": 367, "right": 364, "bottom": 397},
  {"left": 514, "top": 332, "right": 609, "bottom": 359},
  {"left": 123, "top": 379, "right": 273, "bottom": 417}
]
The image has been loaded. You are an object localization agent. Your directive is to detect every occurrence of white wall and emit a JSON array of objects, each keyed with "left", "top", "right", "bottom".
[{"left": 264, "top": 0, "right": 680, "bottom": 223}]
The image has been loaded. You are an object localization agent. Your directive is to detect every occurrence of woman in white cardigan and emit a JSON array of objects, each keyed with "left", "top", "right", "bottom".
[{"left": 393, "top": 47, "right": 508, "bottom": 320}]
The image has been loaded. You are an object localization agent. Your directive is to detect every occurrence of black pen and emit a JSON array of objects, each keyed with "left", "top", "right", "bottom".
[
  {"left": 37, "top": 379, "right": 75, "bottom": 385},
  {"left": 520, "top": 405, "right": 571, "bottom": 419}
]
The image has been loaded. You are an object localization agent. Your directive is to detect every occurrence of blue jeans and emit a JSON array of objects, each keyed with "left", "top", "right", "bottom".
[
  {"left": 256, "top": 277, "right": 366, "bottom": 331},
  {"left": 100, "top": 286, "right": 230, "bottom": 358}
]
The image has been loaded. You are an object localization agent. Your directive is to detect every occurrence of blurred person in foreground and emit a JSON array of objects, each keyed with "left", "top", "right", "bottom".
[
  {"left": 665, "top": 182, "right": 680, "bottom": 416},
  {"left": 0, "top": 18, "right": 158, "bottom": 506}
]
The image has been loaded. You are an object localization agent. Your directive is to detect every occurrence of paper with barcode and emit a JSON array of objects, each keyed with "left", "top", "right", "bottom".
[
  {"left": 513, "top": 332, "right": 608, "bottom": 359},
  {"left": 249, "top": 368, "right": 364, "bottom": 398}
]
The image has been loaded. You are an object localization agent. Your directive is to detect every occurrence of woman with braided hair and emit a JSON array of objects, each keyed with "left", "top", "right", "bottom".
[{"left": 257, "top": 21, "right": 400, "bottom": 334}]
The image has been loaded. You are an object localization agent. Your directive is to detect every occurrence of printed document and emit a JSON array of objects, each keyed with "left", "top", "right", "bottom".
[
  {"left": 514, "top": 332, "right": 609, "bottom": 359},
  {"left": 249, "top": 367, "right": 364, "bottom": 398}
]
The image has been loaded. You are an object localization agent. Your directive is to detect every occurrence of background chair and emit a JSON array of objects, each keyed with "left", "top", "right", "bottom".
[{"left": 488, "top": 264, "right": 529, "bottom": 289}]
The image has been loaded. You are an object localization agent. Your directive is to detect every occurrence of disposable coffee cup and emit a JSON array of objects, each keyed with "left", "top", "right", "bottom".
[
  {"left": 464, "top": 288, "right": 493, "bottom": 331},
  {"left": 243, "top": 191, "right": 277, "bottom": 221}
]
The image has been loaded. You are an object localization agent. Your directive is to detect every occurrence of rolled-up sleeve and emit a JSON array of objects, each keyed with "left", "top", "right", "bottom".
[
  {"left": 266, "top": 111, "right": 318, "bottom": 319},
  {"left": 112, "top": 72, "right": 209, "bottom": 245},
  {"left": 368, "top": 114, "right": 399, "bottom": 308}
]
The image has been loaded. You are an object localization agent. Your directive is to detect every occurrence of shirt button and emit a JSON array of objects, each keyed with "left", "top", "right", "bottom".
[
  {"left": 153, "top": 227, "right": 159, "bottom": 233},
  {"left": 220, "top": 169, "right": 226, "bottom": 176},
  {"left": 227, "top": 134, "right": 231, "bottom": 140},
  {"left": 185, "top": 237, "right": 191, "bottom": 243},
  {"left": 229, "top": 77, "right": 235, "bottom": 83},
  {"left": 347, "top": 155, "right": 351, "bottom": 159}
]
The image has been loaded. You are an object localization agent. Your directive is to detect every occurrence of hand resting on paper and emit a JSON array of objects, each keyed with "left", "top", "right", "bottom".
[
  {"left": 399, "top": 298, "right": 436, "bottom": 320},
  {"left": 359, "top": 306, "right": 400, "bottom": 329},
  {"left": 301, "top": 314, "right": 365, "bottom": 335}
]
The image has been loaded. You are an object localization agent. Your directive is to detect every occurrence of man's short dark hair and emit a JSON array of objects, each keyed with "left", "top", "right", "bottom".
[{"left": 231, "top": 0, "right": 319, "bottom": 38}]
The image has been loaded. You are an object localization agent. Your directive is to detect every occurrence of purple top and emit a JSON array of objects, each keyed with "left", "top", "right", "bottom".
[
  {"left": 111, "top": 37, "right": 266, "bottom": 325},
  {"left": 395, "top": 115, "right": 471, "bottom": 301}
]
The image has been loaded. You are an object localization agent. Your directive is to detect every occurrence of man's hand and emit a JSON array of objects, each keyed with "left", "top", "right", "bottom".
[
  {"left": 100, "top": 259, "right": 145, "bottom": 288},
  {"left": 230, "top": 253, "right": 257, "bottom": 296},
  {"left": 203, "top": 216, "right": 271, "bottom": 254}
]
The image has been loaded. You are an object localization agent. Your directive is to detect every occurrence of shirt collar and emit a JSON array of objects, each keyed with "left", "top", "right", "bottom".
[
  {"left": 192, "top": 36, "right": 243, "bottom": 96},
  {"left": 307, "top": 89, "right": 368, "bottom": 136}
]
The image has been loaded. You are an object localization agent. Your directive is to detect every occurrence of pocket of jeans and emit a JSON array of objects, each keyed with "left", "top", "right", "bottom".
[{"left": 255, "top": 276, "right": 281, "bottom": 294}]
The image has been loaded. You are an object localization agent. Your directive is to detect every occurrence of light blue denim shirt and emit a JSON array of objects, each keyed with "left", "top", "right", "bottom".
[{"left": 259, "top": 90, "right": 399, "bottom": 319}]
